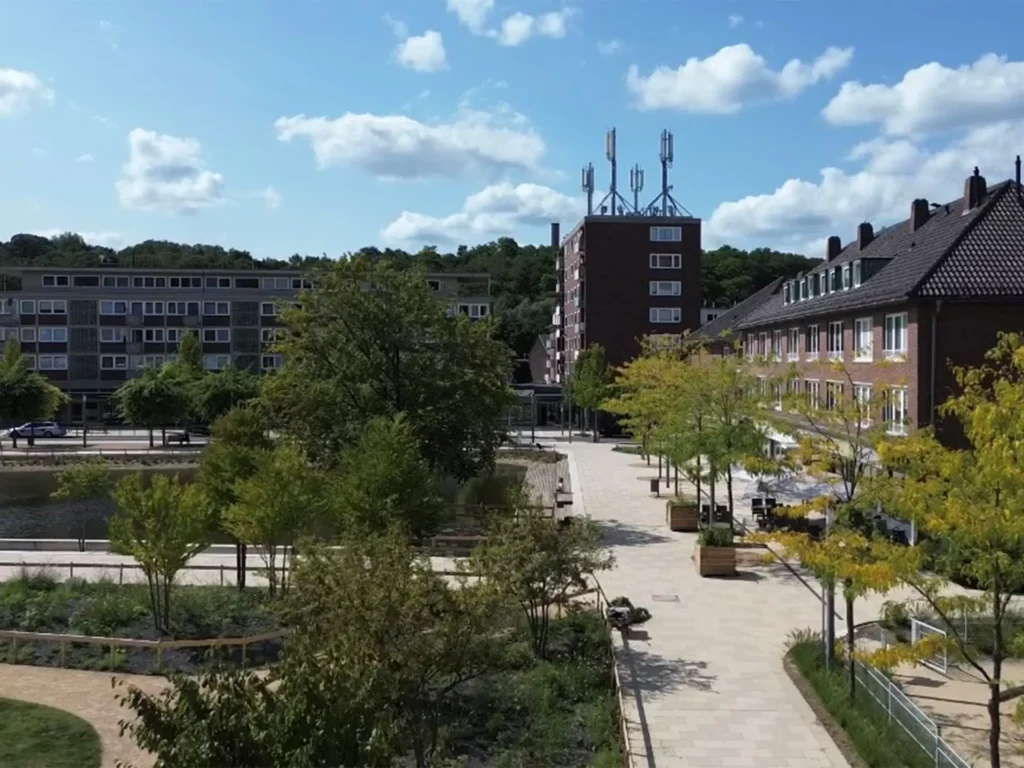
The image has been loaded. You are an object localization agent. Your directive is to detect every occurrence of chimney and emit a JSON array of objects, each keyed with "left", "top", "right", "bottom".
[
  {"left": 910, "top": 199, "right": 930, "bottom": 232},
  {"left": 550, "top": 222, "right": 560, "bottom": 250},
  {"left": 857, "top": 222, "right": 874, "bottom": 250},
  {"left": 826, "top": 235, "right": 842, "bottom": 261},
  {"left": 963, "top": 167, "right": 987, "bottom": 210}
]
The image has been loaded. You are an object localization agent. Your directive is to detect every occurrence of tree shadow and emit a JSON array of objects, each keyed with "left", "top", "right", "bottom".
[
  {"left": 623, "top": 642, "right": 718, "bottom": 696},
  {"left": 600, "top": 520, "right": 675, "bottom": 548}
]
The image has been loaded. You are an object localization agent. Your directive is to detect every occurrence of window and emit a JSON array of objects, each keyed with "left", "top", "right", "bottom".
[
  {"left": 805, "top": 325, "right": 819, "bottom": 359},
  {"left": 102, "top": 275, "right": 131, "bottom": 288},
  {"left": 203, "top": 301, "right": 230, "bottom": 316},
  {"left": 262, "top": 277, "right": 292, "bottom": 290},
  {"left": 203, "top": 328, "right": 230, "bottom": 343},
  {"left": 19, "top": 327, "right": 35, "bottom": 342},
  {"left": 827, "top": 321, "right": 843, "bottom": 360},
  {"left": 426, "top": 279, "right": 440, "bottom": 292},
  {"left": 457, "top": 304, "right": 489, "bottom": 318},
  {"left": 819, "top": 272, "right": 828, "bottom": 295},
  {"left": 235, "top": 277, "right": 259, "bottom": 289},
  {"left": 260, "top": 302, "right": 279, "bottom": 316},
  {"left": 649, "top": 253, "right": 682, "bottom": 269},
  {"left": 203, "top": 354, "right": 231, "bottom": 371},
  {"left": 649, "top": 281, "right": 682, "bottom": 296},
  {"left": 38, "top": 300, "right": 66, "bottom": 315},
  {"left": 854, "top": 318, "right": 873, "bottom": 362},
  {"left": 769, "top": 330, "right": 780, "bottom": 360},
  {"left": 650, "top": 226, "right": 682, "bottom": 242},
  {"left": 38, "top": 355, "right": 68, "bottom": 370},
  {"left": 842, "top": 265, "right": 851, "bottom": 290},
  {"left": 143, "top": 301, "right": 165, "bottom": 315},
  {"left": 885, "top": 387, "right": 909, "bottom": 435},
  {"left": 783, "top": 283, "right": 791, "bottom": 305},
  {"left": 72, "top": 275, "right": 100, "bottom": 287},
  {"left": 169, "top": 276, "right": 203, "bottom": 289},
  {"left": 205, "top": 276, "right": 232, "bottom": 289},
  {"left": 884, "top": 313, "right": 908, "bottom": 359},
  {"left": 798, "top": 280, "right": 806, "bottom": 301},
  {"left": 144, "top": 329, "right": 165, "bottom": 342},
  {"left": 804, "top": 380, "right": 820, "bottom": 410},
  {"left": 23, "top": 355, "right": 36, "bottom": 370},
  {"left": 787, "top": 328, "right": 799, "bottom": 361},
  {"left": 262, "top": 354, "right": 284, "bottom": 371},
  {"left": 101, "top": 328, "right": 127, "bottom": 343},
  {"left": 261, "top": 328, "right": 284, "bottom": 343},
  {"left": 20, "top": 300, "right": 35, "bottom": 314},
  {"left": 853, "top": 261, "right": 862, "bottom": 288},
  {"left": 42, "top": 275, "right": 70, "bottom": 288},
  {"left": 758, "top": 332, "right": 767, "bottom": 357},
  {"left": 129, "top": 301, "right": 144, "bottom": 316},
  {"left": 830, "top": 268, "right": 840, "bottom": 292},
  {"left": 100, "top": 300, "right": 127, "bottom": 315},
  {"left": 166, "top": 301, "right": 189, "bottom": 316},
  {"left": 0, "top": 299, "right": 12, "bottom": 316},
  {"left": 746, "top": 333, "right": 755, "bottom": 361},
  {"left": 132, "top": 276, "right": 168, "bottom": 288},
  {"left": 649, "top": 307, "right": 681, "bottom": 323},
  {"left": 38, "top": 327, "right": 67, "bottom": 343},
  {"left": 826, "top": 381, "right": 844, "bottom": 411},
  {"left": 101, "top": 355, "right": 128, "bottom": 370},
  {"left": 854, "top": 384, "right": 873, "bottom": 425},
  {"left": 166, "top": 329, "right": 183, "bottom": 343}
]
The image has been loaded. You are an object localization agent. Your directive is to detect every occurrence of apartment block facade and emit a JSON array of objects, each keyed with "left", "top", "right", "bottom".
[
  {"left": 694, "top": 167, "right": 1024, "bottom": 444},
  {"left": 0, "top": 266, "right": 491, "bottom": 414}
]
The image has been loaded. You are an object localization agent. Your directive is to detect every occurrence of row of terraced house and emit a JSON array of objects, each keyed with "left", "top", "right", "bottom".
[{"left": 692, "top": 165, "right": 1024, "bottom": 446}]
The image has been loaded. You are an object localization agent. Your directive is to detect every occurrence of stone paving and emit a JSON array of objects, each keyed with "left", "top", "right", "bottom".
[{"left": 555, "top": 437, "right": 851, "bottom": 768}]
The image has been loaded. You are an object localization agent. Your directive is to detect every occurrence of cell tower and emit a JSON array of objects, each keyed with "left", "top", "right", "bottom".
[
  {"left": 643, "top": 129, "right": 692, "bottom": 217},
  {"left": 594, "top": 128, "right": 636, "bottom": 215},
  {"left": 580, "top": 163, "right": 595, "bottom": 215},
  {"left": 629, "top": 164, "right": 644, "bottom": 215}
]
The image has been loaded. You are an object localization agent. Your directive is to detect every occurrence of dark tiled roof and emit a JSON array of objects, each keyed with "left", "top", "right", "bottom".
[
  {"left": 691, "top": 277, "right": 783, "bottom": 341},
  {"left": 736, "top": 180, "right": 1016, "bottom": 330}
]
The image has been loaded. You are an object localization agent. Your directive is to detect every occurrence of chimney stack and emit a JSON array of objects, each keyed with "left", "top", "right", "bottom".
[
  {"left": 964, "top": 167, "right": 987, "bottom": 210},
  {"left": 1016, "top": 155, "right": 1021, "bottom": 202},
  {"left": 910, "top": 199, "right": 930, "bottom": 232},
  {"left": 550, "top": 222, "right": 560, "bottom": 250},
  {"left": 857, "top": 222, "right": 874, "bottom": 250},
  {"left": 826, "top": 235, "right": 842, "bottom": 261}
]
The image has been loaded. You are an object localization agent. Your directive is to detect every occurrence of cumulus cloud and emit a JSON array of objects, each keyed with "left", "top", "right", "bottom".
[
  {"left": 381, "top": 182, "right": 582, "bottom": 245},
  {"left": 33, "top": 229, "right": 126, "bottom": 249},
  {"left": 597, "top": 39, "right": 621, "bottom": 56},
  {"left": 706, "top": 120, "right": 1024, "bottom": 254},
  {"left": 76, "top": 153, "right": 95, "bottom": 163},
  {"left": 447, "top": 0, "right": 495, "bottom": 33},
  {"left": 116, "top": 128, "right": 225, "bottom": 213},
  {"left": 261, "top": 186, "right": 282, "bottom": 210},
  {"left": 728, "top": 14, "right": 744, "bottom": 27},
  {"left": 274, "top": 104, "right": 545, "bottom": 180},
  {"left": 823, "top": 53, "right": 1024, "bottom": 136},
  {"left": 627, "top": 43, "right": 853, "bottom": 113},
  {"left": 0, "top": 68, "right": 55, "bottom": 118},
  {"left": 395, "top": 30, "right": 447, "bottom": 72},
  {"left": 497, "top": 8, "right": 576, "bottom": 46}
]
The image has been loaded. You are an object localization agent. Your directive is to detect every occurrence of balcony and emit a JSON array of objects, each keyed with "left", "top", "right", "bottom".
[
  {"left": 0, "top": 314, "right": 16, "bottom": 327},
  {"left": 126, "top": 314, "right": 144, "bottom": 327}
]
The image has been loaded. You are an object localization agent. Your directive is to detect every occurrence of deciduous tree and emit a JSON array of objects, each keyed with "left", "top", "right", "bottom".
[
  {"left": 189, "top": 366, "right": 261, "bottom": 425},
  {"left": 0, "top": 340, "right": 67, "bottom": 447},
  {"left": 571, "top": 343, "right": 613, "bottom": 441},
  {"left": 51, "top": 458, "right": 112, "bottom": 551},
  {"left": 111, "top": 366, "right": 190, "bottom": 448}
]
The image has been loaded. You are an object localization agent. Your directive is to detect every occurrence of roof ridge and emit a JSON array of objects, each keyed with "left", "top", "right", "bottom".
[{"left": 909, "top": 181, "right": 1012, "bottom": 298}]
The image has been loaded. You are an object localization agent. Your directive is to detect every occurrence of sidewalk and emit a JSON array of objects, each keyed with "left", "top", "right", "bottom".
[{"left": 559, "top": 438, "right": 850, "bottom": 768}]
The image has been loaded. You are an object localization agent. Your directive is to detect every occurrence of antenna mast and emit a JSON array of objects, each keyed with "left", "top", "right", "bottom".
[
  {"left": 629, "top": 164, "right": 644, "bottom": 214},
  {"left": 607, "top": 128, "right": 618, "bottom": 210},
  {"left": 643, "top": 129, "right": 692, "bottom": 217},
  {"left": 580, "top": 163, "right": 595, "bottom": 215}
]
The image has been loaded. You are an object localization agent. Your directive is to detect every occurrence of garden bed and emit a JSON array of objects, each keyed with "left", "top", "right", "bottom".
[{"left": 0, "top": 571, "right": 281, "bottom": 674}]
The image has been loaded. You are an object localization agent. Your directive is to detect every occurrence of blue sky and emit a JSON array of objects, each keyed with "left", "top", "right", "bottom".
[{"left": 2, "top": 0, "right": 1023, "bottom": 259}]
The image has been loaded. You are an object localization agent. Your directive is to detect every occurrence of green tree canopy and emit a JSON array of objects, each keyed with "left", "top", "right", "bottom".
[
  {"left": 189, "top": 366, "right": 261, "bottom": 425},
  {"left": 111, "top": 366, "right": 190, "bottom": 447},
  {"left": 0, "top": 340, "right": 67, "bottom": 441}
]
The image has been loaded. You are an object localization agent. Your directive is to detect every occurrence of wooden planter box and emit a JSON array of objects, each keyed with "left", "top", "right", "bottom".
[
  {"left": 666, "top": 500, "right": 700, "bottom": 532},
  {"left": 695, "top": 545, "right": 736, "bottom": 577}
]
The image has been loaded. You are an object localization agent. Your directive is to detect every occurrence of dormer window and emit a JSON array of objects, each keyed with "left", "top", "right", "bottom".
[
  {"left": 799, "top": 280, "right": 806, "bottom": 301},
  {"left": 830, "top": 268, "right": 839, "bottom": 292},
  {"left": 783, "top": 283, "right": 791, "bottom": 305},
  {"left": 842, "top": 265, "right": 851, "bottom": 290},
  {"left": 819, "top": 272, "right": 827, "bottom": 295},
  {"left": 853, "top": 260, "right": 862, "bottom": 288}
]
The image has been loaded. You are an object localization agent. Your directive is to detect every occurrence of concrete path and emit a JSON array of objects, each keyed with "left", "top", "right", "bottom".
[{"left": 558, "top": 437, "right": 850, "bottom": 768}]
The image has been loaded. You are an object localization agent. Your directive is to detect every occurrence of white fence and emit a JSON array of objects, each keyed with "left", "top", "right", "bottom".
[{"left": 911, "top": 618, "right": 950, "bottom": 675}]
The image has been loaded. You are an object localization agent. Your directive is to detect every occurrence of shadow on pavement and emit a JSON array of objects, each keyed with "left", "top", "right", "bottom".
[
  {"left": 625, "top": 643, "right": 718, "bottom": 696},
  {"left": 600, "top": 521, "right": 675, "bottom": 548}
]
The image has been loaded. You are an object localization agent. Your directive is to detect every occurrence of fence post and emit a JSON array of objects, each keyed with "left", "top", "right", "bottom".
[
  {"left": 119, "top": 563, "right": 124, "bottom": 585},
  {"left": 220, "top": 565, "right": 224, "bottom": 587},
  {"left": 242, "top": 642, "right": 247, "bottom": 667},
  {"left": 60, "top": 640, "right": 66, "bottom": 668},
  {"left": 156, "top": 643, "right": 162, "bottom": 672},
  {"left": 110, "top": 643, "right": 116, "bottom": 670},
  {"left": 888, "top": 677, "right": 893, "bottom": 723},
  {"left": 69, "top": 561, "right": 74, "bottom": 580}
]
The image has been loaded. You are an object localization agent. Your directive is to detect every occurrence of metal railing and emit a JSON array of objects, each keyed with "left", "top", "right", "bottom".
[{"left": 592, "top": 576, "right": 635, "bottom": 768}]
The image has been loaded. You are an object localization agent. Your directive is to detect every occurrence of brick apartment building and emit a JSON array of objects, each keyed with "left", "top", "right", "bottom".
[
  {"left": 693, "top": 167, "right": 1024, "bottom": 443},
  {"left": 550, "top": 214, "right": 702, "bottom": 384},
  {"left": 0, "top": 266, "right": 491, "bottom": 420}
]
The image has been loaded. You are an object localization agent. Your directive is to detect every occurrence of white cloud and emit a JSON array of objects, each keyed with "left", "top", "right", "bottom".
[
  {"left": 497, "top": 8, "right": 575, "bottom": 46},
  {"left": 447, "top": 0, "right": 495, "bottom": 33},
  {"left": 31, "top": 147, "right": 47, "bottom": 157},
  {"left": 823, "top": 53, "right": 1024, "bottom": 136},
  {"left": 395, "top": 30, "right": 447, "bottom": 72},
  {"left": 597, "top": 39, "right": 621, "bottom": 56},
  {"left": 728, "top": 14, "right": 744, "bottom": 27},
  {"left": 383, "top": 13, "right": 408, "bottom": 39},
  {"left": 382, "top": 182, "right": 582, "bottom": 245},
  {"left": 76, "top": 153, "right": 95, "bottom": 163},
  {"left": 261, "top": 186, "right": 282, "bottom": 210},
  {"left": 274, "top": 104, "right": 545, "bottom": 180},
  {"left": 94, "top": 115, "right": 117, "bottom": 129},
  {"left": 116, "top": 128, "right": 225, "bottom": 213},
  {"left": 0, "top": 68, "right": 55, "bottom": 118},
  {"left": 98, "top": 20, "right": 118, "bottom": 50},
  {"left": 706, "top": 120, "right": 1024, "bottom": 254},
  {"left": 627, "top": 43, "right": 853, "bottom": 113},
  {"left": 32, "top": 229, "right": 126, "bottom": 249}
]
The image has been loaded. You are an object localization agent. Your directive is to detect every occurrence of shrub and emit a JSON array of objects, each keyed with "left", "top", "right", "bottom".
[{"left": 698, "top": 525, "right": 734, "bottom": 547}]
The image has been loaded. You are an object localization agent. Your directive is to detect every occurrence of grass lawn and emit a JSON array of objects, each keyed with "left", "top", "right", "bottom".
[
  {"left": 788, "top": 638, "right": 933, "bottom": 768},
  {"left": 0, "top": 697, "right": 102, "bottom": 768}
]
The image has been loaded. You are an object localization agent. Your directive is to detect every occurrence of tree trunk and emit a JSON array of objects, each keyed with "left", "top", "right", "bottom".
[
  {"left": 845, "top": 586, "right": 856, "bottom": 701},
  {"left": 161, "top": 426, "right": 166, "bottom": 446},
  {"left": 726, "top": 466, "right": 735, "bottom": 518},
  {"left": 990, "top": 584, "right": 1004, "bottom": 768},
  {"left": 592, "top": 410, "right": 599, "bottom": 442},
  {"left": 696, "top": 456, "right": 702, "bottom": 505},
  {"left": 148, "top": 428, "right": 154, "bottom": 449},
  {"left": 236, "top": 541, "right": 246, "bottom": 590}
]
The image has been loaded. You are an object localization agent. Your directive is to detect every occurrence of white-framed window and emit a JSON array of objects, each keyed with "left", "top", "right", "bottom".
[
  {"left": 143, "top": 301, "right": 165, "bottom": 315},
  {"left": 649, "top": 280, "right": 682, "bottom": 296},
  {"left": 100, "top": 300, "right": 127, "bottom": 315},
  {"left": 203, "top": 301, "right": 230, "bottom": 316},
  {"left": 826, "top": 380, "right": 844, "bottom": 412},
  {"left": 827, "top": 321, "right": 843, "bottom": 360},
  {"left": 131, "top": 355, "right": 169, "bottom": 370},
  {"left": 758, "top": 332, "right": 767, "bottom": 357},
  {"left": 261, "top": 328, "right": 282, "bottom": 343},
  {"left": 168, "top": 276, "right": 203, "bottom": 289},
  {"left": 853, "top": 261, "right": 862, "bottom": 288},
  {"left": 885, "top": 386, "right": 909, "bottom": 435},
  {"left": 261, "top": 354, "right": 284, "bottom": 371},
  {"left": 38, "top": 300, "right": 67, "bottom": 315},
  {"left": 805, "top": 325, "right": 819, "bottom": 360},
  {"left": 42, "top": 275, "right": 70, "bottom": 288},
  {"left": 166, "top": 301, "right": 189, "bottom": 316},
  {"left": 649, "top": 253, "right": 682, "bottom": 269},
  {"left": 853, "top": 383, "right": 873, "bottom": 425},
  {"left": 649, "top": 307, "right": 681, "bottom": 324},
  {"left": 650, "top": 226, "right": 682, "bottom": 242},
  {"left": 132, "top": 276, "right": 168, "bottom": 288},
  {"left": 144, "top": 328, "right": 165, "bottom": 343},
  {"left": 772, "top": 330, "right": 782, "bottom": 360},
  {"left": 19, "top": 327, "right": 36, "bottom": 342},
  {"left": 262, "top": 276, "right": 292, "bottom": 290},
  {"left": 205, "top": 276, "right": 232, "bottom": 289},
  {"left": 787, "top": 328, "right": 799, "bottom": 361},
  {"left": 457, "top": 304, "right": 489, "bottom": 318},
  {"left": 166, "top": 328, "right": 183, "bottom": 343},
  {"left": 854, "top": 318, "right": 873, "bottom": 362},
  {"left": 783, "top": 283, "right": 791, "bottom": 305},
  {"left": 819, "top": 272, "right": 828, "bottom": 295},
  {"left": 38, "top": 327, "right": 67, "bottom": 343},
  {"left": 203, "top": 328, "right": 230, "bottom": 343},
  {"left": 884, "top": 312, "right": 908, "bottom": 359},
  {"left": 745, "top": 333, "right": 755, "bottom": 361},
  {"left": 129, "top": 301, "right": 144, "bottom": 316},
  {"left": 101, "top": 328, "right": 127, "bottom": 343},
  {"left": 203, "top": 354, "right": 231, "bottom": 371},
  {"left": 842, "top": 265, "right": 851, "bottom": 290},
  {"left": 38, "top": 354, "right": 67, "bottom": 370},
  {"left": 102, "top": 275, "right": 131, "bottom": 288},
  {"left": 101, "top": 354, "right": 129, "bottom": 370},
  {"left": 20, "top": 300, "right": 36, "bottom": 314},
  {"left": 804, "top": 379, "right": 820, "bottom": 410},
  {"left": 0, "top": 299, "right": 13, "bottom": 316},
  {"left": 260, "top": 302, "right": 279, "bottom": 316}
]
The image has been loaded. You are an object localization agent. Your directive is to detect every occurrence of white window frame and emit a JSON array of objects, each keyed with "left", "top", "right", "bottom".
[
  {"left": 168, "top": 276, "right": 203, "bottom": 289},
  {"left": 884, "top": 312, "right": 908, "bottom": 360},
  {"left": 20, "top": 300, "right": 36, "bottom": 314},
  {"left": 144, "top": 328, "right": 165, "bottom": 343},
  {"left": 166, "top": 328, "right": 183, "bottom": 343},
  {"left": 650, "top": 226, "right": 682, "bottom": 242},
  {"left": 260, "top": 302, "right": 280, "bottom": 317},
  {"left": 261, "top": 328, "right": 282, "bottom": 343},
  {"left": 771, "top": 330, "right": 782, "bottom": 360},
  {"left": 758, "top": 332, "right": 767, "bottom": 357},
  {"left": 205, "top": 276, "right": 232, "bottom": 290},
  {"left": 42, "top": 275, "right": 70, "bottom": 288},
  {"left": 649, "top": 307, "right": 682, "bottom": 324},
  {"left": 827, "top": 321, "right": 844, "bottom": 360},
  {"left": 166, "top": 301, "right": 188, "bottom": 316},
  {"left": 203, "top": 328, "right": 231, "bottom": 343},
  {"left": 261, "top": 276, "right": 292, "bottom": 290},
  {"left": 101, "top": 354, "right": 129, "bottom": 370},
  {"left": 102, "top": 275, "right": 131, "bottom": 288},
  {"left": 853, "top": 383, "right": 873, "bottom": 426},
  {"left": 19, "top": 327, "right": 36, "bottom": 342},
  {"left": 101, "top": 327, "right": 127, "bottom": 343},
  {"left": 787, "top": 328, "right": 799, "bottom": 361},
  {"left": 100, "top": 300, "right": 127, "bottom": 315},
  {"left": 38, "top": 327, "right": 67, "bottom": 343},
  {"left": 806, "top": 325, "right": 819, "bottom": 360},
  {"left": 805, "top": 379, "right": 820, "bottom": 411},
  {"left": 826, "top": 380, "right": 844, "bottom": 412},
  {"left": 649, "top": 280, "right": 682, "bottom": 296},
  {"left": 143, "top": 301, "right": 165, "bottom": 316},
  {"left": 885, "top": 386, "right": 909, "bottom": 436},
  {"left": 38, "top": 300, "right": 67, "bottom": 315},
  {"left": 853, "top": 261, "right": 862, "bottom": 288},
  {"left": 261, "top": 354, "right": 284, "bottom": 371},
  {"left": 203, "top": 301, "right": 230, "bottom": 316},
  {"left": 37, "top": 354, "right": 68, "bottom": 370},
  {"left": 842, "top": 265, "right": 851, "bottom": 290},
  {"left": 649, "top": 253, "right": 682, "bottom": 269},
  {"left": 203, "top": 354, "right": 231, "bottom": 371},
  {"left": 854, "top": 318, "right": 873, "bottom": 362},
  {"left": 746, "top": 333, "right": 755, "bottom": 361}
]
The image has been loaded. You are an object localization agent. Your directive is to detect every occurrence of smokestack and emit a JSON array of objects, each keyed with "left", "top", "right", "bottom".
[
  {"left": 550, "top": 222, "right": 560, "bottom": 250},
  {"left": 857, "top": 222, "right": 874, "bottom": 250},
  {"left": 963, "top": 167, "right": 987, "bottom": 210},
  {"left": 909, "top": 199, "right": 930, "bottom": 232},
  {"left": 826, "top": 235, "right": 842, "bottom": 261}
]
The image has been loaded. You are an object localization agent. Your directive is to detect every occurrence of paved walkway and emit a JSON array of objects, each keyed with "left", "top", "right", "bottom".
[{"left": 558, "top": 438, "right": 850, "bottom": 768}]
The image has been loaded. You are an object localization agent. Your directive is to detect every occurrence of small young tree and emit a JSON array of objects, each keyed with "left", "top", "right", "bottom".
[
  {"left": 470, "top": 511, "right": 613, "bottom": 658},
  {"left": 111, "top": 366, "right": 190, "bottom": 447},
  {"left": 51, "top": 458, "right": 112, "bottom": 551},
  {"left": 0, "top": 340, "right": 67, "bottom": 447},
  {"left": 109, "top": 473, "right": 212, "bottom": 633},
  {"left": 223, "top": 443, "right": 326, "bottom": 596},
  {"left": 176, "top": 330, "right": 203, "bottom": 377},
  {"left": 571, "top": 343, "right": 613, "bottom": 441}
]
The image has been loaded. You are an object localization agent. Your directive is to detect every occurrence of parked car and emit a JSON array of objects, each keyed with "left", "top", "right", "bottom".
[{"left": 6, "top": 421, "right": 68, "bottom": 439}]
